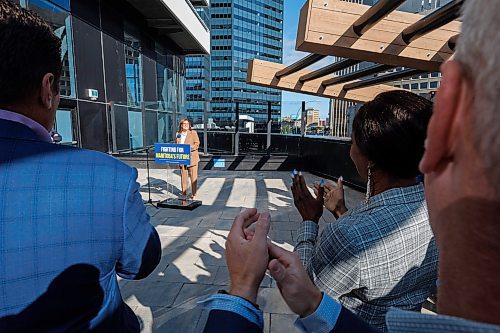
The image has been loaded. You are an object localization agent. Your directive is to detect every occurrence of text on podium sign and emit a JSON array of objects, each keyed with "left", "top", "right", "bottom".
[{"left": 154, "top": 143, "right": 191, "bottom": 165}]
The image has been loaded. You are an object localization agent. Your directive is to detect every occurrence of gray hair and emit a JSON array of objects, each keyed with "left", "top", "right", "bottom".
[{"left": 455, "top": 0, "right": 500, "bottom": 195}]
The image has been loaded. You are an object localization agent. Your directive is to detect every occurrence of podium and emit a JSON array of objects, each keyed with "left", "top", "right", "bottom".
[{"left": 153, "top": 143, "right": 202, "bottom": 210}]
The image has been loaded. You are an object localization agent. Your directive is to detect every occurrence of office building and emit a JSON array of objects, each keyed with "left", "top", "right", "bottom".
[
  {"left": 210, "top": 0, "right": 284, "bottom": 132},
  {"left": 14, "top": 0, "right": 209, "bottom": 152},
  {"left": 306, "top": 108, "right": 320, "bottom": 127},
  {"left": 186, "top": 6, "right": 211, "bottom": 125}
]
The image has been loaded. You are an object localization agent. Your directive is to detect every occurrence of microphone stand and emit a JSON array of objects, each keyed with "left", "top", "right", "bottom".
[{"left": 144, "top": 146, "right": 158, "bottom": 209}]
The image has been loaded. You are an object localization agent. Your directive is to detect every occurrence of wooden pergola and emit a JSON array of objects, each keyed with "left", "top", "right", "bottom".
[{"left": 247, "top": 0, "right": 463, "bottom": 103}]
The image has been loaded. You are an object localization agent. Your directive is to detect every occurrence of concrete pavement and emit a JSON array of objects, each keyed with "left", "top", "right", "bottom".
[{"left": 120, "top": 169, "right": 364, "bottom": 332}]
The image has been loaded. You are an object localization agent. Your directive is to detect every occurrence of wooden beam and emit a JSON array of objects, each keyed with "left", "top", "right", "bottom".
[
  {"left": 246, "top": 59, "right": 399, "bottom": 103},
  {"left": 296, "top": 0, "right": 461, "bottom": 71}
]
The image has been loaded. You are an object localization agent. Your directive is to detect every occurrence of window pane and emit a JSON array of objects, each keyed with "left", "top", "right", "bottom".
[
  {"left": 28, "top": 0, "right": 76, "bottom": 97},
  {"left": 125, "top": 33, "right": 143, "bottom": 107},
  {"left": 128, "top": 108, "right": 143, "bottom": 150},
  {"left": 55, "top": 108, "right": 73, "bottom": 143}
]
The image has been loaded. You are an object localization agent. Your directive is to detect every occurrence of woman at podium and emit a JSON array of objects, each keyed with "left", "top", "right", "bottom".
[{"left": 177, "top": 118, "right": 200, "bottom": 199}]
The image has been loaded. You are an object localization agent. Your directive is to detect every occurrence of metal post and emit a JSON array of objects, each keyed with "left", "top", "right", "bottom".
[
  {"left": 109, "top": 102, "right": 118, "bottom": 153},
  {"left": 267, "top": 101, "right": 272, "bottom": 151},
  {"left": 141, "top": 101, "right": 146, "bottom": 150},
  {"left": 172, "top": 100, "right": 177, "bottom": 143},
  {"left": 203, "top": 99, "right": 208, "bottom": 155},
  {"left": 234, "top": 102, "right": 239, "bottom": 156},
  {"left": 301, "top": 101, "right": 306, "bottom": 137}
]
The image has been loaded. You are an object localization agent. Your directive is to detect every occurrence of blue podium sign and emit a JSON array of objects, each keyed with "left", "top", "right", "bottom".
[{"left": 154, "top": 143, "right": 191, "bottom": 165}]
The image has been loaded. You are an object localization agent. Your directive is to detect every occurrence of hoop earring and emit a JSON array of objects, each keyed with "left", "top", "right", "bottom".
[{"left": 365, "top": 165, "right": 372, "bottom": 204}]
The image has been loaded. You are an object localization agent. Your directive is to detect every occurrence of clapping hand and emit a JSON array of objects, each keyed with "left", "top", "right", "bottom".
[
  {"left": 268, "top": 242, "right": 323, "bottom": 317},
  {"left": 314, "top": 177, "right": 347, "bottom": 219},
  {"left": 225, "top": 208, "right": 271, "bottom": 303},
  {"left": 291, "top": 171, "right": 324, "bottom": 223}
]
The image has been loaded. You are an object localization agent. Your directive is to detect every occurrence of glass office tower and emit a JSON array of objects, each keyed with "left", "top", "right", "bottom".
[
  {"left": 186, "top": 7, "right": 211, "bottom": 125},
  {"left": 210, "top": 0, "right": 284, "bottom": 132}
]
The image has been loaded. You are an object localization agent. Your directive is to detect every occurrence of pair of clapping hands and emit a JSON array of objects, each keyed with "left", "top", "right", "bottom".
[
  {"left": 225, "top": 208, "right": 322, "bottom": 317},
  {"left": 291, "top": 170, "right": 348, "bottom": 222}
]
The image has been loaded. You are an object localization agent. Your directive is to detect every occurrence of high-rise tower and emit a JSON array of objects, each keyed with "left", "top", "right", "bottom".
[{"left": 210, "top": 0, "right": 284, "bottom": 132}]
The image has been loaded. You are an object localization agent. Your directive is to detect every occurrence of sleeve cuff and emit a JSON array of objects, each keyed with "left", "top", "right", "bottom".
[
  {"left": 294, "top": 293, "right": 342, "bottom": 333},
  {"left": 198, "top": 294, "right": 264, "bottom": 329},
  {"left": 297, "top": 220, "right": 319, "bottom": 241}
]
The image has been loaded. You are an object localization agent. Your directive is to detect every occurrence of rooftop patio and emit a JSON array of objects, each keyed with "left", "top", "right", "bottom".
[{"left": 120, "top": 168, "right": 364, "bottom": 332}]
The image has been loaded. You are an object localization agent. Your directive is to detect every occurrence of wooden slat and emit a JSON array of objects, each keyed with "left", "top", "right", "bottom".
[
  {"left": 296, "top": 0, "right": 461, "bottom": 71},
  {"left": 246, "top": 59, "right": 399, "bottom": 103}
]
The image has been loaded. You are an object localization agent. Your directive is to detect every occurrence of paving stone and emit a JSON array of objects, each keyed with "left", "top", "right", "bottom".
[
  {"left": 163, "top": 263, "right": 218, "bottom": 284},
  {"left": 272, "top": 221, "right": 298, "bottom": 231},
  {"left": 183, "top": 227, "right": 212, "bottom": 238},
  {"left": 146, "top": 205, "right": 160, "bottom": 218},
  {"left": 220, "top": 207, "right": 245, "bottom": 220},
  {"left": 131, "top": 301, "right": 154, "bottom": 333},
  {"left": 194, "top": 309, "right": 210, "bottom": 333},
  {"left": 269, "top": 230, "right": 293, "bottom": 244},
  {"left": 158, "top": 216, "right": 203, "bottom": 227},
  {"left": 121, "top": 281, "right": 183, "bottom": 307},
  {"left": 154, "top": 208, "right": 190, "bottom": 219},
  {"left": 156, "top": 225, "right": 190, "bottom": 237},
  {"left": 213, "top": 266, "right": 230, "bottom": 285},
  {"left": 208, "top": 229, "right": 230, "bottom": 242},
  {"left": 270, "top": 313, "right": 301, "bottom": 333},
  {"left": 199, "top": 217, "right": 233, "bottom": 230},
  {"left": 257, "top": 288, "right": 294, "bottom": 315},
  {"left": 173, "top": 284, "right": 222, "bottom": 309},
  {"left": 151, "top": 306, "right": 205, "bottom": 333},
  {"left": 288, "top": 211, "right": 304, "bottom": 223}
]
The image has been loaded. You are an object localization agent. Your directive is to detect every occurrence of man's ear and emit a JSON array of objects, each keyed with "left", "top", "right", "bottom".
[
  {"left": 40, "top": 73, "right": 55, "bottom": 110},
  {"left": 419, "top": 60, "right": 466, "bottom": 174}
]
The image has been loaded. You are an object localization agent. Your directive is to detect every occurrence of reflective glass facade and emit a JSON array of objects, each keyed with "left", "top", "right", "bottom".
[
  {"left": 210, "top": 0, "right": 283, "bottom": 132},
  {"left": 186, "top": 7, "right": 211, "bottom": 126},
  {"left": 15, "top": 0, "right": 189, "bottom": 152}
]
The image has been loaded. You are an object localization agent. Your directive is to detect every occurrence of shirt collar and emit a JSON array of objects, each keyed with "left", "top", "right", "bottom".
[{"left": 0, "top": 108, "right": 52, "bottom": 143}]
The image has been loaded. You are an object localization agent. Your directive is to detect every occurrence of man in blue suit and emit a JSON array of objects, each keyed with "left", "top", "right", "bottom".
[
  {"left": 0, "top": 1, "right": 161, "bottom": 332},
  {"left": 202, "top": 0, "right": 500, "bottom": 332}
]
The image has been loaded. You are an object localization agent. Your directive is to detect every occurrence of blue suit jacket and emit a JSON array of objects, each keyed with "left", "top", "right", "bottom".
[
  {"left": 204, "top": 306, "right": 380, "bottom": 333},
  {"left": 0, "top": 119, "right": 161, "bottom": 332}
]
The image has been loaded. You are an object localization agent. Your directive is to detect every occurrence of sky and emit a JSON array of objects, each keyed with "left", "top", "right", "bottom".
[{"left": 280, "top": 0, "right": 333, "bottom": 119}]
